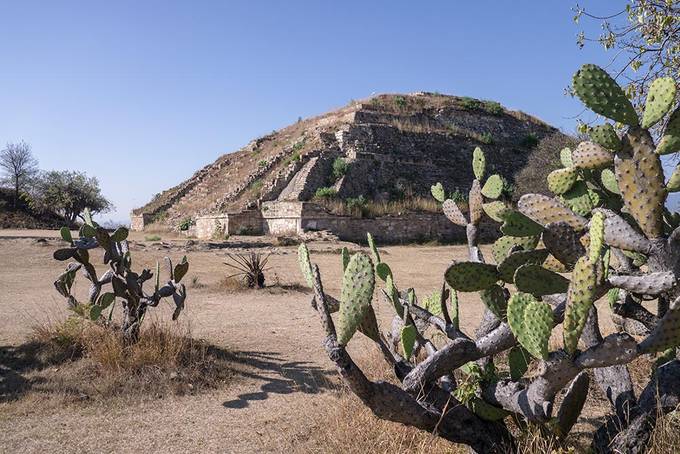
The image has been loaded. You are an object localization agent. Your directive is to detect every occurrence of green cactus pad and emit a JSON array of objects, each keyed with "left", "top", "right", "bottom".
[
  {"left": 337, "top": 253, "right": 375, "bottom": 345},
  {"left": 667, "top": 166, "right": 680, "bottom": 192},
  {"left": 468, "top": 179, "right": 483, "bottom": 226},
  {"left": 518, "top": 194, "right": 588, "bottom": 231},
  {"left": 367, "top": 232, "right": 381, "bottom": 264},
  {"left": 572, "top": 64, "right": 638, "bottom": 126},
  {"left": 595, "top": 208, "right": 651, "bottom": 253},
  {"left": 642, "top": 77, "right": 676, "bottom": 129},
  {"left": 589, "top": 212, "right": 605, "bottom": 262},
  {"left": 542, "top": 221, "right": 585, "bottom": 269},
  {"left": 53, "top": 248, "right": 76, "bottom": 261},
  {"left": 482, "top": 201, "right": 512, "bottom": 223},
  {"left": 480, "top": 284, "right": 507, "bottom": 320},
  {"left": 297, "top": 243, "right": 314, "bottom": 287},
  {"left": 481, "top": 174, "right": 504, "bottom": 199},
  {"left": 385, "top": 273, "right": 403, "bottom": 317},
  {"left": 442, "top": 199, "right": 467, "bottom": 226},
  {"left": 375, "top": 262, "right": 391, "bottom": 282},
  {"left": 468, "top": 397, "right": 509, "bottom": 422},
  {"left": 358, "top": 306, "right": 381, "bottom": 342},
  {"left": 547, "top": 168, "right": 577, "bottom": 195},
  {"left": 341, "top": 247, "right": 350, "bottom": 272},
  {"left": 173, "top": 257, "right": 189, "bottom": 283},
  {"left": 450, "top": 289, "right": 459, "bottom": 330},
  {"left": 600, "top": 168, "right": 620, "bottom": 194},
  {"left": 589, "top": 123, "right": 621, "bottom": 151},
  {"left": 514, "top": 264, "right": 569, "bottom": 297},
  {"left": 507, "top": 293, "right": 554, "bottom": 360},
  {"left": 561, "top": 181, "right": 597, "bottom": 216},
  {"left": 560, "top": 147, "right": 574, "bottom": 168},
  {"left": 657, "top": 107, "right": 680, "bottom": 155},
  {"left": 81, "top": 224, "right": 96, "bottom": 238},
  {"left": 472, "top": 146, "right": 486, "bottom": 180},
  {"left": 508, "top": 346, "right": 530, "bottom": 380},
  {"left": 110, "top": 227, "right": 129, "bottom": 243},
  {"left": 491, "top": 235, "right": 539, "bottom": 263},
  {"left": 60, "top": 227, "right": 73, "bottom": 243},
  {"left": 615, "top": 128, "right": 665, "bottom": 238},
  {"left": 500, "top": 210, "right": 544, "bottom": 237},
  {"left": 543, "top": 254, "right": 569, "bottom": 273},
  {"left": 497, "top": 249, "right": 550, "bottom": 283},
  {"left": 563, "top": 256, "right": 599, "bottom": 355},
  {"left": 445, "top": 262, "right": 499, "bottom": 292},
  {"left": 572, "top": 141, "right": 613, "bottom": 170},
  {"left": 400, "top": 324, "right": 417, "bottom": 360},
  {"left": 639, "top": 308, "right": 680, "bottom": 353},
  {"left": 431, "top": 182, "right": 446, "bottom": 203},
  {"left": 555, "top": 372, "right": 590, "bottom": 438}
]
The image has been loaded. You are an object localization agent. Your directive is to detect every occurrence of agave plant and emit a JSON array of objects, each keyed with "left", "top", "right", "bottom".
[
  {"left": 53, "top": 209, "right": 188, "bottom": 342},
  {"left": 298, "top": 65, "right": 680, "bottom": 453},
  {"left": 224, "top": 251, "right": 270, "bottom": 288}
]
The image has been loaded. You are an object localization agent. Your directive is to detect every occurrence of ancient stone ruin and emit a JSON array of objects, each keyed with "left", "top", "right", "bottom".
[{"left": 131, "top": 93, "right": 567, "bottom": 242}]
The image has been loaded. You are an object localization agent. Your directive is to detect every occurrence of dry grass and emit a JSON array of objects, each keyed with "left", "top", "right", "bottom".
[
  {"left": 217, "top": 275, "right": 251, "bottom": 292},
  {"left": 315, "top": 196, "right": 442, "bottom": 218},
  {"left": 13, "top": 317, "right": 235, "bottom": 401}
]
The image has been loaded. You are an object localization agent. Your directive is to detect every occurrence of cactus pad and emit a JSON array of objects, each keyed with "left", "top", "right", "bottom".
[
  {"left": 542, "top": 221, "right": 585, "bottom": 268},
  {"left": 641, "top": 77, "right": 676, "bottom": 129},
  {"left": 514, "top": 264, "right": 570, "bottom": 296},
  {"left": 639, "top": 308, "right": 680, "bottom": 353},
  {"left": 375, "top": 262, "right": 391, "bottom": 282},
  {"left": 431, "top": 182, "right": 446, "bottom": 203},
  {"left": 600, "top": 168, "right": 620, "bottom": 194},
  {"left": 472, "top": 146, "right": 486, "bottom": 180},
  {"left": 507, "top": 293, "right": 554, "bottom": 360},
  {"left": 561, "top": 181, "right": 598, "bottom": 216},
  {"left": 367, "top": 232, "right": 381, "bottom": 264},
  {"left": 482, "top": 201, "right": 512, "bottom": 222},
  {"left": 400, "top": 324, "right": 417, "bottom": 360},
  {"left": 469, "top": 397, "right": 509, "bottom": 421},
  {"left": 468, "top": 179, "right": 483, "bottom": 225},
  {"left": 594, "top": 208, "right": 651, "bottom": 253},
  {"left": 547, "top": 168, "right": 577, "bottom": 195},
  {"left": 385, "top": 273, "right": 403, "bottom": 317},
  {"left": 563, "top": 257, "right": 599, "bottom": 355},
  {"left": 341, "top": 246, "right": 350, "bottom": 272},
  {"left": 588, "top": 212, "right": 605, "bottom": 262},
  {"left": 491, "top": 235, "right": 539, "bottom": 263},
  {"left": 572, "top": 141, "right": 613, "bottom": 169},
  {"left": 667, "top": 166, "right": 680, "bottom": 192},
  {"left": 543, "top": 254, "right": 569, "bottom": 273},
  {"left": 555, "top": 372, "right": 590, "bottom": 438},
  {"left": 298, "top": 243, "right": 314, "bottom": 287},
  {"left": 500, "top": 210, "right": 544, "bottom": 237},
  {"left": 657, "top": 107, "right": 680, "bottom": 155},
  {"left": 445, "top": 262, "right": 499, "bottom": 292},
  {"left": 358, "top": 306, "right": 381, "bottom": 342},
  {"left": 615, "top": 128, "right": 665, "bottom": 238},
  {"left": 497, "top": 249, "right": 550, "bottom": 283},
  {"left": 609, "top": 272, "right": 675, "bottom": 295},
  {"left": 572, "top": 64, "right": 638, "bottom": 126},
  {"left": 481, "top": 174, "right": 504, "bottom": 199},
  {"left": 518, "top": 194, "right": 588, "bottom": 231},
  {"left": 442, "top": 199, "right": 467, "bottom": 226},
  {"left": 508, "top": 346, "right": 530, "bottom": 380},
  {"left": 589, "top": 123, "right": 621, "bottom": 151},
  {"left": 480, "top": 284, "right": 507, "bottom": 320},
  {"left": 337, "top": 253, "right": 375, "bottom": 345},
  {"left": 561, "top": 147, "right": 574, "bottom": 168}
]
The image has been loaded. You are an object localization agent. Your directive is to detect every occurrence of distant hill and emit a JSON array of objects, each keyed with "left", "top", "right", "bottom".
[
  {"left": 134, "top": 93, "right": 573, "bottom": 229},
  {"left": 0, "top": 188, "right": 66, "bottom": 229}
]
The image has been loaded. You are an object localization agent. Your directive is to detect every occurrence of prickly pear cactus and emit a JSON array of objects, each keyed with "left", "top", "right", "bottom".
[
  {"left": 507, "top": 293, "right": 554, "bottom": 360},
  {"left": 572, "top": 63, "right": 638, "bottom": 126},
  {"left": 337, "top": 253, "right": 375, "bottom": 345}
]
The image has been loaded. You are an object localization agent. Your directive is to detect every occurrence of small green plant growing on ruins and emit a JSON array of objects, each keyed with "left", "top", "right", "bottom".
[
  {"left": 178, "top": 216, "right": 194, "bottom": 231},
  {"left": 331, "top": 157, "right": 348, "bottom": 181},
  {"left": 314, "top": 186, "right": 337, "bottom": 199},
  {"left": 298, "top": 65, "right": 680, "bottom": 453},
  {"left": 53, "top": 209, "right": 188, "bottom": 342}
]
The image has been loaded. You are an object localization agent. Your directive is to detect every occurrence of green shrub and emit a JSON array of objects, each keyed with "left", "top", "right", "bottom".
[
  {"left": 258, "top": 159, "right": 267, "bottom": 167},
  {"left": 314, "top": 187, "right": 338, "bottom": 199},
  {"left": 483, "top": 101, "right": 503, "bottom": 115},
  {"left": 479, "top": 132, "right": 494, "bottom": 144},
  {"left": 178, "top": 217, "right": 194, "bottom": 231},
  {"left": 251, "top": 180, "right": 263, "bottom": 191},
  {"left": 394, "top": 96, "right": 407, "bottom": 108},
  {"left": 459, "top": 97, "right": 481, "bottom": 110},
  {"left": 332, "top": 157, "right": 348, "bottom": 181},
  {"left": 521, "top": 133, "right": 539, "bottom": 148}
]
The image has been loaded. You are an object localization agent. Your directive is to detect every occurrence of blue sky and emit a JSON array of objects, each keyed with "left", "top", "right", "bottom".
[{"left": 1, "top": 1, "right": 672, "bottom": 222}]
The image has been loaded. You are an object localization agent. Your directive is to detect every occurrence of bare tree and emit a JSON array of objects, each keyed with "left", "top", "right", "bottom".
[{"left": 0, "top": 141, "right": 38, "bottom": 208}]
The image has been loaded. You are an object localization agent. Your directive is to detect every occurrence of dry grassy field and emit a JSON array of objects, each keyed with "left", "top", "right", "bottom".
[{"left": 0, "top": 230, "right": 676, "bottom": 453}]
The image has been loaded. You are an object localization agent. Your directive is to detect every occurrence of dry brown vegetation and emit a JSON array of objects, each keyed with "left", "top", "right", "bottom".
[{"left": 6, "top": 317, "right": 235, "bottom": 401}]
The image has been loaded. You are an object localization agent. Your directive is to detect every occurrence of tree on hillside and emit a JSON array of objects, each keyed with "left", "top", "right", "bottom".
[
  {"left": 573, "top": 1, "right": 679, "bottom": 107},
  {"left": 33, "top": 170, "right": 112, "bottom": 223},
  {"left": 0, "top": 141, "right": 39, "bottom": 208}
]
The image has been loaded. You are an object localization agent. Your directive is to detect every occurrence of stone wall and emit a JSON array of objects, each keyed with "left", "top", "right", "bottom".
[
  {"left": 130, "top": 213, "right": 152, "bottom": 232},
  {"left": 260, "top": 201, "right": 498, "bottom": 243},
  {"left": 195, "top": 210, "right": 263, "bottom": 239}
]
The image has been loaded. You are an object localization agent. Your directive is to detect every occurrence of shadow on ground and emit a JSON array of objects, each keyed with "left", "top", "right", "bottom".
[{"left": 222, "top": 350, "right": 336, "bottom": 409}]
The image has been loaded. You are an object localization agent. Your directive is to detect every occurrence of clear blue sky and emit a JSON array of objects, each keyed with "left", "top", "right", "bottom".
[{"left": 2, "top": 0, "right": 672, "bottom": 223}]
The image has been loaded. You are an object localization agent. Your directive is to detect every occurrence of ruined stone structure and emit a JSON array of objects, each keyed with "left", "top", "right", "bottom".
[{"left": 132, "top": 93, "right": 567, "bottom": 242}]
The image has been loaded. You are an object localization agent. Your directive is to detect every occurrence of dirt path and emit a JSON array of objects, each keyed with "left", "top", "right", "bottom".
[{"left": 0, "top": 233, "right": 492, "bottom": 453}]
